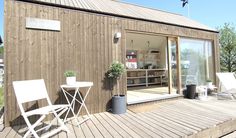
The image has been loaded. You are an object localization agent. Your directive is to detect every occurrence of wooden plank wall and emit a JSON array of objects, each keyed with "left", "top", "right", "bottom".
[{"left": 4, "top": 0, "right": 219, "bottom": 126}]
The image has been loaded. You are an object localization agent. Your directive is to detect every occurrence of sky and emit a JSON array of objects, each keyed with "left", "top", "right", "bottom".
[
  {"left": 121, "top": 0, "right": 236, "bottom": 29},
  {"left": 0, "top": 0, "right": 236, "bottom": 39}
]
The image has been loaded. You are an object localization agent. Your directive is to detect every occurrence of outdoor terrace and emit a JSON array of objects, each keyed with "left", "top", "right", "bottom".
[{"left": 1, "top": 97, "right": 236, "bottom": 138}]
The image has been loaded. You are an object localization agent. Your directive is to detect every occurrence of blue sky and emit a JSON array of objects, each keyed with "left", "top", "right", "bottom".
[
  {"left": 121, "top": 0, "right": 236, "bottom": 29},
  {"left": 0, "top": 0, "right": 236, "bottom": 38}
]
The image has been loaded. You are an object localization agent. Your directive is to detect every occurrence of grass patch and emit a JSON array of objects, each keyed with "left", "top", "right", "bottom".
[{"left": 0, "top": 87, "right": 3, "bottom": 107}]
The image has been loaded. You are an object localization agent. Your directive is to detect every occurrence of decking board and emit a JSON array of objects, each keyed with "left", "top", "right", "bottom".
[
  {"left": 90, "top": 114, "right": 113, "bottom": 138},
  {"left": 163, "top": 104, "right": 226, "bottom": 123},
  {"left": 1, "top": 99, "right": 236, "bottom": 138},
  {"left": 66, "top": 121, "right": 77, "bottom": 138},
  {"left": 114, "top": 113, "right": 153, "bottom": 138},
  {"left": 138, "top": 112, "right": 189, "bottom": 137},
  {"left": 148, "top": 111, "right": 199, "bottom": 134},
  {"left": 143, "top": 112, "right": 194, "bottom": 136},
  {"left": 77, "top": 117, "right": 94, "bottom": 138},
  {"left": 171, "top": 102, "right": 231, "bottom": 121},
  {"left": 83, "top": 115, "right": 103, "bottom": 138},
  {"left": 0, "top": 127, "right": 12, "bottom": 137},
  {"left": 127, "top": 110, "right": 180, "bottom": 138},
  {"left": 157, "top": 108, "right": 216, "bottom": 128},
  {"left": 103, "top": 112, "right": 141, "bottom": 138},
  {"left": 99, "top": 113, "right": 131, "bottom": 138},
  {"left": 94, "top": 113, "right": 122, "bottom": 138},
  {"left": 71, "top": 119, "right": 85, "bottom": 138},
  {"left": 152, "top": 110, "right": 205, "bottom": 131}
]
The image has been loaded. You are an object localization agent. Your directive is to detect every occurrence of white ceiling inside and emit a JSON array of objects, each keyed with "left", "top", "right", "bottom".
[{"left": 126, "top": 33, "right": 167, "bottom": 50}]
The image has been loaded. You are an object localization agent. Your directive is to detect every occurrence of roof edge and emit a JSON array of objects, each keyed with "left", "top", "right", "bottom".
[
  {"left": 17, "top": 0, "right": 219, "bottom": 33},
  {"left": 110, "top": 0, "right": 183, "bottom": 17}
]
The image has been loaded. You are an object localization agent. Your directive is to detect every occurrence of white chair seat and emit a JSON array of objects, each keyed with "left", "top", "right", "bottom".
[{"left": 25, "top": 104, "right": 69, "bottom": 116}]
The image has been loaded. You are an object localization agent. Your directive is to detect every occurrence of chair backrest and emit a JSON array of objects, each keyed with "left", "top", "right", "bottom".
[
  {"left": 13, "top": 79, "right": 50, "bottom": 104},
  {"left": 216, "top": 72, "right": 236, "bottom": 90}
]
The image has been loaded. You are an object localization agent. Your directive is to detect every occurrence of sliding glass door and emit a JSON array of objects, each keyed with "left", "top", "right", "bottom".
[{"left": 180, "top": 38, "right": 213, "bottom": 87}]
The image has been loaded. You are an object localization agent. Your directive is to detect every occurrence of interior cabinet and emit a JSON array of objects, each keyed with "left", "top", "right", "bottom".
[
  {"left": 145, "top": 49, "right": 161, "bottom": 69},
  {"left": 127, "top": 69, "right": 167, "bottom": 87},
  {"left": 126, "top": 50, "right": 138, "bottom": 69}
]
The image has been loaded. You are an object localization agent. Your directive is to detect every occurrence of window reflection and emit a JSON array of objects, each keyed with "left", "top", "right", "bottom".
[{"left": 180, "top": 38, "right": 213, "bottom": 87}]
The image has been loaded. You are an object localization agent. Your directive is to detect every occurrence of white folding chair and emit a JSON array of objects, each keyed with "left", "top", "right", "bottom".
[
  {"left": 13, "top": 79, "right": 70, "bottom": 138},
  {"left": 216, "top": 73, "right": 236, "bottom": 100}
]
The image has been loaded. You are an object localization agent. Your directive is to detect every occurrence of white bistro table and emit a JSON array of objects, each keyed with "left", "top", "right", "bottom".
[
  {"left": 197, "top": 86, "right": 208, "bottom": 101},
  {"left": 61, "top": 81, "right": 93, "bottom": 126}
]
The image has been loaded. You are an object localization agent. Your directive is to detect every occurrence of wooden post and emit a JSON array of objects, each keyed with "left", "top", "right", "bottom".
[
  {"left": 214, "top": 35, "right": 220, "bottom": 87},
  {"left": 176, "top": 37, "right": 182, "bottom": 95},
  {"left": 167, "top": 38, "right": 173, "bottom": 94}
]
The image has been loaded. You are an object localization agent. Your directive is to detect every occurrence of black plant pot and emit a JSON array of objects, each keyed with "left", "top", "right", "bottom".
[
  {"left": 112, "top": 95, "right": 126, "bottom": 114},
  {"left": 186, "top": 84, "right": 196, "bottom": 99}
]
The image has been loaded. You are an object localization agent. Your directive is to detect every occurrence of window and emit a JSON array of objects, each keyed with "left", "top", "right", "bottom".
[{"left": 180, "top": 38, "right": 213, "bottom": 87}]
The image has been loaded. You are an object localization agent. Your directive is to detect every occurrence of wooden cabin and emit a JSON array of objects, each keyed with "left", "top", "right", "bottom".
[{"left": 4, "top": 0, "right": 219, "bottom": 126}]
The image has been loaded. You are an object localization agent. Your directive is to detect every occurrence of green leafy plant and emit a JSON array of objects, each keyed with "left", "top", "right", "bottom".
[
  {"left": 206, "top": 79, "right": 212, "bottom": 82},
  {"left": 107, "top": 61, "right": 125, "bottom": 96},
  {"left": 108, "top": 61, "right": 125, "bottom": 79},
  {"left": 64, "top": 70, "right": 76, "bottom": 77}
]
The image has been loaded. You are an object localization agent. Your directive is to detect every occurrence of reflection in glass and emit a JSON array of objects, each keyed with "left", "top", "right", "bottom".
[
  {"left": 180, "top": 38, "right": 213, "bottom": 87},
  {"left": 169, "top": 39, "right": 178, "bottom": 93}
]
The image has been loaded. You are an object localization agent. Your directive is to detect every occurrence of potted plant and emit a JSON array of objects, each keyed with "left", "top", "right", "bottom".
[
  {"left": 206, "top": 79, "right": 213, "bottom": 88},
  {"left": 107, "top": 61, "right": 126, "bottom": 114},
  {"left": 64, "top": 70, "right": 76, "bottom": 85}
]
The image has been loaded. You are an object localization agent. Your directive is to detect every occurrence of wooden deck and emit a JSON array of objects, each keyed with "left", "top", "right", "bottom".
[{"left": 1, "top": 98, "right": 236, "bottom": 138}]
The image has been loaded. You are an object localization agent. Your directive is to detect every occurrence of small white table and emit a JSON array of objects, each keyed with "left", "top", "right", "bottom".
[{"left": 61, "top": 81, "right": 93, "bottom": 126}]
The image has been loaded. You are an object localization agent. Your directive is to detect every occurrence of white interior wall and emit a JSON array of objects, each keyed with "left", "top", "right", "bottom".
[{"left": 126, "top": 33, "right": 167, "bottom": 68}]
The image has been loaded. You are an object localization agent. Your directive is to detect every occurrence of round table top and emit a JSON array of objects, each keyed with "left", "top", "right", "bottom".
[{"left": 61, "top": 81, "right": 93, "bottom": 88}]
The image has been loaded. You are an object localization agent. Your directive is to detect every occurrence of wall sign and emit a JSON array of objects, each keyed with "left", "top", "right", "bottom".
[{"left": 26, "top": 18, "right": 61, "bottom": 31}]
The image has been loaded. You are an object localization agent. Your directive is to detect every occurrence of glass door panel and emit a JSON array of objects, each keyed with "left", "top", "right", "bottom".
[
  {"left": 168, "top": 38, "right": 178, "bottom": 94},
  {"left": 180, "top": 38, "right": 213, "bottom": 87}
]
